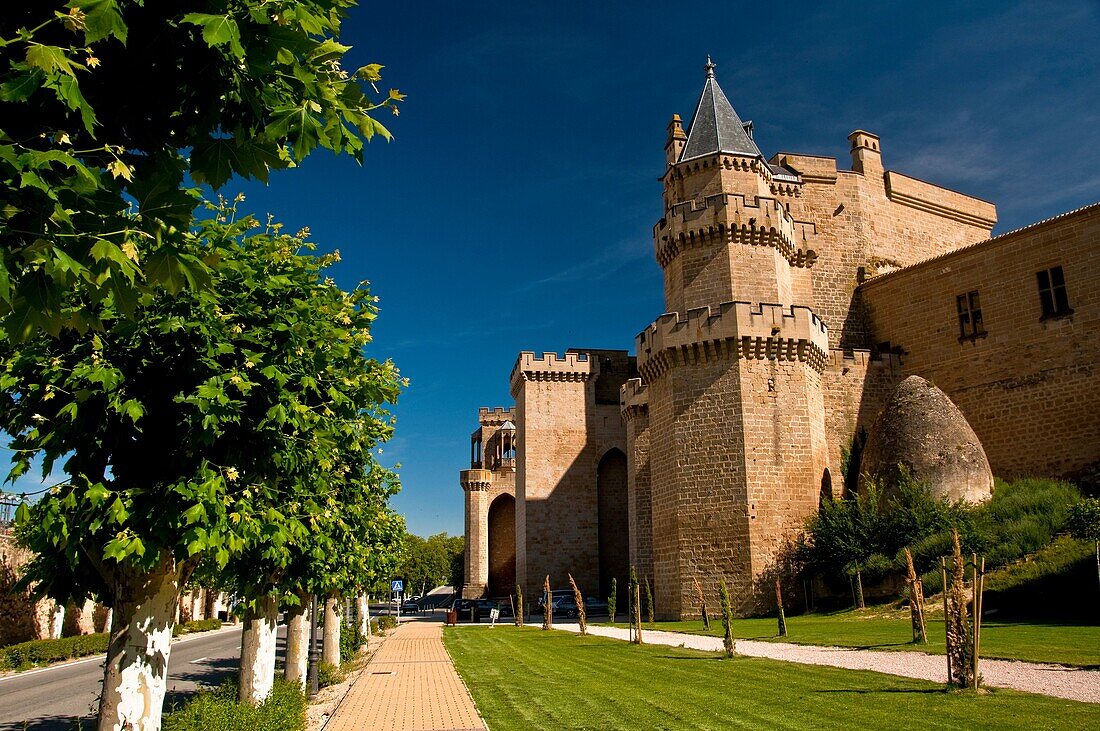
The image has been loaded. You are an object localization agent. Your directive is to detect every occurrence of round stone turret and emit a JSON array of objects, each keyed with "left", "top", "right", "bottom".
[{"left": 859, "top": 376, "right": 993, "bottom": 503}]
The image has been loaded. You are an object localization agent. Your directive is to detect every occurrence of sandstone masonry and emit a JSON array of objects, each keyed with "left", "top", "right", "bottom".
[{"left": 458, "top": 60, "right": 1099, "bottom": 617}]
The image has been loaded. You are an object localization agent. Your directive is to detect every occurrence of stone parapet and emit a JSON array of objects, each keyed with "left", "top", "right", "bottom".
[
  {"left": 509, "top": 351, "right": 595, "bottom": 396},
  {"left": 636, "top": 302, "right": 830, "bottom": 380},
  {"left": 459, "top": 469, "right": 492, "bottom": 491},
  {"left": 653, "top": 193, "right": 817, "bottom": 268},
  {"left": 477, "top": 407, "right": 515, "bottom": 426},
  {"left": 619, "top": 378, "right": 649, "bottom": 421}
]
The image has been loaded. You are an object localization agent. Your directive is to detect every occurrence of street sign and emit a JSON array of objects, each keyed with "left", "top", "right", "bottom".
[
  {"left": 391, "top": 580, "right": 404, "bottom": 593},
  {"left": 489, "top": 608, "right": 500, "bottom": 628}
]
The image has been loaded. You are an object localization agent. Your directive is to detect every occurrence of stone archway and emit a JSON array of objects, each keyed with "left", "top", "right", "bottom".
[
  {"left": 597, "top": 448, "right": 630, "bottom": 600},
  {"left": 486, "top": 493, "right": 516, "bottom": 598}
]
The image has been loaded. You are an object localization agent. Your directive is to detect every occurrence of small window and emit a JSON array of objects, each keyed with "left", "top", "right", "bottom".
[
  {"left": 1037, "top": 266, "right": 1072, "bottom": 319},
  {"left": 956, "top": 290, "right": 986, "bottom": 341}
]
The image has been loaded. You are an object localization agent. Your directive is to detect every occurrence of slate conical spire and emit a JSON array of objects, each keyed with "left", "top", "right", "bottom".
[{"left": 679, "top": 56, "right": 762, "bottom": 162}]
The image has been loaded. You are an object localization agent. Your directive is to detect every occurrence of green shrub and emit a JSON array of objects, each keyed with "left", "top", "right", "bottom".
[
  {"left": 376, "top": 615, "right": 397, "bottom": 633},
  {"left": 317, "top": 661, "right": 343, "bottom": 689},
  {"left": 163, "top": 676, "right": 306, "bottom": 731},
  {"left": 173, "top": 618, "right": 223, "bottom": 638},
  {"left": 339, "top": 618, "right": 365, "bottom": 662},
  {"left": 0, "top": 632, "right": 109, "bottom": 670}
]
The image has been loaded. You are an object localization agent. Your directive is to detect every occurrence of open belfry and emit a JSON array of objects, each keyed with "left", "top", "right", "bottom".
[{"left": 460, "top": 59, "right": 1100, "bottom": 617}]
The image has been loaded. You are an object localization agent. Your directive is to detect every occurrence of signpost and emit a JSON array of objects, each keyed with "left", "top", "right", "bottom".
[
  {"left": 392, "top": 580, "right": 404, "bottom": 621},
  {"left": 489, "top": 607, "right": 500, "bottom": 628}
]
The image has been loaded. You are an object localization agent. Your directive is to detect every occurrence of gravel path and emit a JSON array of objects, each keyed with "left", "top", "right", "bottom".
[{"left": 553, "top": 623, "right": 1100, "bottom": 704}]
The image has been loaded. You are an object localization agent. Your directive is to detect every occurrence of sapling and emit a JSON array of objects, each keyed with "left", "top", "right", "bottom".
[
  {"left": 515, "top": 584, "right": 524, "bottom": 627},
  {"left": 608, "top": 578, "right": 617, "bottom": 623},
  {"left": 629, "top": 566, "right": 643, "bottom": 645},
  {"left": 904, "top": 548, "right": 928, "bottom": 644},
  {"left": 568, "top": 574, "right": 587, "bottom": 635},
  {"left": 542, "top": 575, "right": 552, "bottom": 631},
  {"left": 719, "top": 579, "right": 736, "bottom": 658},
  {"left": 775, "top": 579, "right": 787, "bottom": 637},
  {"left": 644, "top": 576, "right": 654, "bottom": 624},
  {"left": 945, "top": 530, "right": 973, "bottom": 688},
  {"left": 692, "top": 576, "right": 710, "bottom": 629}
]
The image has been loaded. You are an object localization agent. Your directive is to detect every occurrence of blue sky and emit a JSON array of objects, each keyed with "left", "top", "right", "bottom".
[{"left": 5, "top": 1, "right": 1100, "bottom": 537}]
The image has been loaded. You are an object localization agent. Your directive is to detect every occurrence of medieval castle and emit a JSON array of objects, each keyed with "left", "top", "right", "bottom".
[{"left": 459, "top": 60, "right": 1100, "bottom": 618}]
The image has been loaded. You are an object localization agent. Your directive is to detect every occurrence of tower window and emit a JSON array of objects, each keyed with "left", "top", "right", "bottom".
[
  {"left": 956, "top": 290, "right": 986, "bottom": 342},
  {"left": 1036, "top": 266, "right": 1072, "bottom": 319}
]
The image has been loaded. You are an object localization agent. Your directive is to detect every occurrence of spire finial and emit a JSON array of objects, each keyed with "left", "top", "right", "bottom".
[{"left": 704, "top": 55, "right": 716, "bottom": 79}]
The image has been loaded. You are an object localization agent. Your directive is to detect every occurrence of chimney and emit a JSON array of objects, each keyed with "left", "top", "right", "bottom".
[
  {"left": 848, "top": 130, "right": 882, "bottom": 176},
  {"left": 666, "top": 114, "right": 687, "bottom": 166}
]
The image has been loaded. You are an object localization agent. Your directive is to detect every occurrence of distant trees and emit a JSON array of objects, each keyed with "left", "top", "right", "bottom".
[
  {"left": 396, "top": 532, "right": 464, "bottom": 597},
  {"left": 1067, "top": 498, "right": 1100, "bottom": 592}
]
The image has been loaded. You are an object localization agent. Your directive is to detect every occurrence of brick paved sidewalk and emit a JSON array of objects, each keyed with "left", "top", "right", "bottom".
[{"left": 326, "top": 617, "right": 486, "bottom": 731}]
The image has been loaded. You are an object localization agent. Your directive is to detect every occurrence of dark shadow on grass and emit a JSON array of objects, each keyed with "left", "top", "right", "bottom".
[
  {"left": 814, "top": 688, "right": 946, "bottom": 696},
  {"left": 657, "top": 655, "right": 726, "bottom": 661}
]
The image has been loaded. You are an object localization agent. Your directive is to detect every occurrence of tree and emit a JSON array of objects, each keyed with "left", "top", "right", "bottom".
[
  {"left": 568, "top": 573, "right": 586, "bottom": 635},
  {"left": 607, "top": 577, "right": 616, "bottom": 623},
  {"left": 398, "top": 532, "right": 463, "bottom": 597},
  {"left": 7, "top": 203, "right": 405, "bottom": 725},
  {"left": 692, "top": 576, "right": 709, "bottom": 630},
  {"left": 718, "top": 579, "right": 736, "bottom": 658},
  {"left": 1067, "top": 497, "right": 1100, "bottom": 593},
  {"left": 0, "top": 1, "right": 403, "bottom": 338}
]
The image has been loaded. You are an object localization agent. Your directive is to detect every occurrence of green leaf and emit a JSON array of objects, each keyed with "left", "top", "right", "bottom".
[
  {"left": 69, "top": 0, "right": 128, "bottom": 44},
  {"left": 181, "top": 13, "right": 245, "bottom": 58},
  {"left": 26, "top": 45, "right": 83, "bottom": 77},
  {"left": 120, "top": 398, "right": 143, "bottom": 423},
  {"left": 145, "top": 250, "right": 187, "bottom": 294},
  {"left": 0, "top": 70, "right": 44, "bottom": 102},
  {"left": 182, "top": 503, "right": 207, "bottom": 525}
]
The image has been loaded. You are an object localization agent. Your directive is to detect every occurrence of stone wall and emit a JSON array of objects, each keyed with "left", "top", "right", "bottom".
[
  {"left": 511, "top": 351, "right": 632, "bottom": 600},
  {"left": 861, "top": 203, "right": 1100, "bottom": 480}
]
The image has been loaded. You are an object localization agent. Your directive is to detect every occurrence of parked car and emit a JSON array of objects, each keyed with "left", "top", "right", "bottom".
[
  {"left": 536, "top": 589, "right": 574, "bottom": 612},
  {"left": 401, "top": 598, "right": 420, "bottom": 613},
  {"left": 553, "top": 595, "right": 608, "bottom": 618}
]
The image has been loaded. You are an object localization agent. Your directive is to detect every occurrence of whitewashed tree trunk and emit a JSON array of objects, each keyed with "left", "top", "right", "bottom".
[
  {"left": 50, "top": 603, "right": 65, "bottom": 639},
  {"left": 322, "top": 594, "right": 340, "bottom": 666},
  {"left": 238, "top": 595, "right": 278, "bottom": 705},
  {"left": 97, "top": 560, "right": 181, "bottom": 731},
  {"left": 283, "top": 593, "right": 310, "bottom": 689},
  {"left": 356, "top": 593, "right": 369, "bottom": 637},
  {"left": 192, "top": 588, "right": 206, "bottom": 621}
]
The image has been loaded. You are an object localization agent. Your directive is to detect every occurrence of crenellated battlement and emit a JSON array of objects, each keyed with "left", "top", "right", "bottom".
[
  {"left": 636, "top": 301, "right": 830, "bottom": 380},
  {"left": 460, "top": 468, "right": 493, "bottom": 491},
  {"left": 653, "top": 193, "right": 817, "bottom": 268},
  {"left": 620, "top": 378, "right": 649, "bottom": 421},
  {"left": 509, "top": 351, "right": 596, "bottom": 395},
  {"left": 477, "top": 406, "right": 515, "bottom": 426}
]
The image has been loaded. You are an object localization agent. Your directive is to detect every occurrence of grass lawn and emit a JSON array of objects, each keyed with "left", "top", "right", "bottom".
[
  {"left": 600, "top": 607, "right": 1100, "bottom": 667},
  {"left": 444, "top": 626, "right": 1100, "bottom": 730}
]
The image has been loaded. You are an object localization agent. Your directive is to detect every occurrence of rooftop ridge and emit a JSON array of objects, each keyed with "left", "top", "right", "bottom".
[{"left": 860, "top": 201, "right": 1100, "bottom": 287}]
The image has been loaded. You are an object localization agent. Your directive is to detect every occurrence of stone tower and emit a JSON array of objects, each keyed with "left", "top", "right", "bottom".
[
  {"left": 626, "top": 59, "right": 831, "bottom": 617},
  {"left": 459, "top": 407, "right": 517, "bottom": 598}
]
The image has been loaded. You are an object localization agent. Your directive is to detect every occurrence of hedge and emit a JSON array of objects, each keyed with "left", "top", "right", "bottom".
[
  {"left": 0, "top": 632, "right": 109, "bottom": 670},
  {"left": 173, "top": 618, "right": 223, "bottom": 637}
]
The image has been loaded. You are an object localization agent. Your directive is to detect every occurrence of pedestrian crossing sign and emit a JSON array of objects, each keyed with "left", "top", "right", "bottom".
[{"left": 391, "top": 580, "right": 404, "bottom": 592}]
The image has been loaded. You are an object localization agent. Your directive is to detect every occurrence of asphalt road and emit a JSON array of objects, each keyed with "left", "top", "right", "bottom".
[{"left": 0, "top": 625, "right": 285, "bottom": 731}]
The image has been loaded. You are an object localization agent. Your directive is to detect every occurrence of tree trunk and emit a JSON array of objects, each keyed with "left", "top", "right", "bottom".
[
  {"left": 855, "top": 571, "right": 866, "bottom": 609},
  {"left": 283, "top": 593, "right": 310, "bottom": 690},
  {"left": 356, "top": 593, "right": 369, "bottom": 637},
  {"left": 322, "top": 594, "right": 341, "bottom": 666},
  {"left": 1095, "top": 540, "right": 1099, "bottom": 593},
  {"left": 97, "top": 559, "right": 181, "bottom": 731},
  {"left": 238, "top": 595, "right": 278, "bottom": 706}
]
